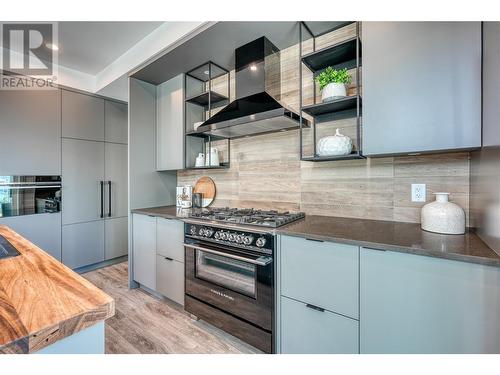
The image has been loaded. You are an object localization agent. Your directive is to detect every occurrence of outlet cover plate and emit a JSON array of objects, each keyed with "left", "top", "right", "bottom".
[{"left": 411, "top": 184, "right": 426, "bottom": 202}]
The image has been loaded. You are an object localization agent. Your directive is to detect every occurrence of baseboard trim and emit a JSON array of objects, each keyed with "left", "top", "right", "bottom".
[{"left": 75, "top": 255, "right": 128, "bottom": 274}]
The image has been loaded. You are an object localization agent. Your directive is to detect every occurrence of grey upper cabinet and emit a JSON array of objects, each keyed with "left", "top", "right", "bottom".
[
  {"left": 483, "top": 22, "right": 500, "bottom": 147},
  {"left": 62, "top": 90, "right": 105, "bottom": 141},
  {"left": 156, "top": 74, "right": 184, "bottom": 171},
  {"left": 0, "top": 89, "right": 61, "bottom": 175},
  {"left": 362, "top": 22, "right": 481, "bottom": 156},
  {"left": 105, "top": 100, "right": 128, "bottom": 144}
]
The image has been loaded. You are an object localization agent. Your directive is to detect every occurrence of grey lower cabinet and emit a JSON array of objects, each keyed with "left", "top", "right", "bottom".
[
  {"left": 132, "top": 214, "right": 157, "bottom": 291},
  {"left": 0, "top": 89, "right": 61, "bottom": 175},
  {"left": 281, "top": 296, "right": 359, "bottom": 354},
  {"left": 279, "top": 235, "right": 359, "bottom": 354},
  {"left": 360, "top": 247, "right": 500, "bottom": 353},
  {"left": 105, "top": 217, "right": 128, "bottom": 260},
  {"left": 62, "top": 90, "right": 105, "bottom": 142},
  {"left": 132, "top": 214, "right": 185, "bottom": 305},
  {"left": 156, "top": 74, "right": 184, "bottom": 171},
  {"left": 362, "top": 22, "right": 481, "bottom": 156},
  {"left": 62, "top": 221, "right": 105, "bottom": 269}
]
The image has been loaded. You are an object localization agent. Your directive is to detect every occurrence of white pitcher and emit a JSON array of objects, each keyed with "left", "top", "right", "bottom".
[{"left": 205, "top": 147, "right": 220, "bottom": 166}]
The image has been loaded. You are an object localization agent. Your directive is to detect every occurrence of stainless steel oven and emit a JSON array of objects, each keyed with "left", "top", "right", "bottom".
[
  {"left": 0, "top": 176, "right": 61, "bottom": 218},
  {"left": 184, "top": 222, "right": 275, "bottom": 353}
]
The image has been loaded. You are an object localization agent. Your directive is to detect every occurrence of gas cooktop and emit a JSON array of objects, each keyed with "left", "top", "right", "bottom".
[{"left": 188, "top": 207, "right": 305, "bottom": 228}]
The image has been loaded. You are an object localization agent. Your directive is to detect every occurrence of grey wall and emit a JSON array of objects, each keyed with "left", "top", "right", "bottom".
[{"left": 470, "top": 22, "right": 500, "bottom": 255}]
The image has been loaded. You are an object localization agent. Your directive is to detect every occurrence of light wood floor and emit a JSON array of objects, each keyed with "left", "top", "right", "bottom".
[{"left": 82, "top": 261, "right": 261, "bottom": 354}]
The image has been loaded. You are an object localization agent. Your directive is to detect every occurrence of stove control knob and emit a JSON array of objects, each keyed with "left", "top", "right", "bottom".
[
  {"left": 205, "top": 228, "right": 214, "bottom": 237},
  {"left": 220, "top": 232, "right": 228, "bottom": 240},
  {"left": 190, "top": 226, "right": 197, "bottom": 235},
  {"left": 243, "top": 235, "right": 254, "bottom": 245},
  {"left": 228, "top": 233, "right": 236, "bottom": 242},
  {"left": 235, "top": 234, "right": 244, "bottom": 243},
  {"left": 214, "top": 231, "right": 221, "bottom": 240},
  {"left": 199, "top": 228, "right": 206, "bottom": 236},
  {"left": 256, "top": 237, "right": 267, "bottom": 248}
]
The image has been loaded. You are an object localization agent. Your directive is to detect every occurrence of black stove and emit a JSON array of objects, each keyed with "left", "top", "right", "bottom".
[{"left": 188, "top": 207, "right": 305, "bottom": 228}]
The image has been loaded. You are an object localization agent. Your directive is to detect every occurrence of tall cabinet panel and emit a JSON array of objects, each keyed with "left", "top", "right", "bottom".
[
  {"left": 0, "top": 89, "right": 61, "bottom": 175},
  {"left": 105, "top": 143, "right": 128, "bottom": 218},
  {"left": 105, "top": 101, "right": 128, "bottom": 144},
  {"left": 62, "top": 90, "right": 105, "bottom": 141},
  {"left": 62, "top": 139, "right": 105, "bottom": 225},
  {"left": 362, "top": 22, "right": 481, "bottom": 156},
  {"left": 156, "top": 74, "right": 184, "bottom": 171}
]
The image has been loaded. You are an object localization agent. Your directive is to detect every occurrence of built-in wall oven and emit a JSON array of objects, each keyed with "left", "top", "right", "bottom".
[
  {"left": 0, "top": 176, "right": 61, "bottom": 218},
  {"left": 184, "top": 221, "right": 275, "bottom": 353}
]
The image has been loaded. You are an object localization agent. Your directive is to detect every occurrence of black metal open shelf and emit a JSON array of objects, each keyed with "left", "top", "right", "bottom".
[
  {"left": 185, "top": 130, "right": 227, "bottom": 140},
  {"left": 302, "top": 96, "right": 361, "bottom": 117},
  {"left": 302, "top": 37, "right": 360, "bottom": 73},
  {"left": 183, "top": 162, "right": 230, "bottom": 170},
  {"left": 185, "top": 90, "right": 229, "bottom": 108},
  {"left": 302, "top": 151, "right": 364, "bottom": 162}
]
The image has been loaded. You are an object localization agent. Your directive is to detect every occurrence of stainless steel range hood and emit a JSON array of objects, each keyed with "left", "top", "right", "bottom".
[{"left": 195, "top": 37, "right": 309, "bottom": 138}]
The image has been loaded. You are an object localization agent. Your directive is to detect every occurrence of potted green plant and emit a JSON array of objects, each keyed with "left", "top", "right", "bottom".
[{"left": 315, "top": 67, "right": 351, "bottom": 102}]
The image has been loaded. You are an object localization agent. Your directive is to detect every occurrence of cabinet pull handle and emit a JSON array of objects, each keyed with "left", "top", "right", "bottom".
[
  {"left": 100, "top": 181, "right": 104, "bottom": 218},
  {"left": 305, "top": 237, "right": 324, "bottom": 243},
  {"left": 306, "top": 303, "right": 325, "bottom": 312},
  {"left": 165, "top": 257, "right": 174, "bottom": 261},
  {"left": 108, "top": 180, "right": 112, "bottom": 217},
  {"left": 364, "top": 247, "right": 386, "bottom": 252}
]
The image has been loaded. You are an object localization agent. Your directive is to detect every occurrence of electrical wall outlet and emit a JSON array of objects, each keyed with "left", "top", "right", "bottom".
[{"left": 411, "top": 184, "right": 426, "bottom": 202}]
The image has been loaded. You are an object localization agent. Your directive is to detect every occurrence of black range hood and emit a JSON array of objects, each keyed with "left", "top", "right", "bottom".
[{"left": 195, "top": 37, "right": 309, "bottom": 138}]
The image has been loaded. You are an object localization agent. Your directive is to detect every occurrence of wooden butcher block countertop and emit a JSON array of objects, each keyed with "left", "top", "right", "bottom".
[{"left": 0, "top": 226, "right": 114, "bottom": 354}]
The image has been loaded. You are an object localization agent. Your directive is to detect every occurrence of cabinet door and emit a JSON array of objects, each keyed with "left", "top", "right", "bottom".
[
  {"left": 62, "top": 90, "right": 105, "bottom": 141},
  {"left": 105, "top": 216, "right": 128, "bottom": 260},
  {"left": 156, "top": 255, "right": 184, "bottom": 305},
  {"left": 360, "top": 248, "right": 500, "bottom": 353},
  {"left": 0, "top": 89, "right": 61, "bottom": 175},
  {"left": 363, "top": 22, "right": 481, "bottom": 156},
  {"left": 281, "top": 296, "right": 359, "bottom": 354},
  {"left": 281, "top": 236, "right": 359, "bottom": 319},
  {"left": 156, "top": 74, "right": 184, "bottom": 171},
  {"left": 156, "top": 217, "right": 184, "bottom": 262},
  {"left": 132, "top": 214, "right": 156, "bottom": 290},
  {"left": 62, "top": 139, "right": 105, "bottom": 225},
  {"left": 105, "top": 101, "right": 128, "bottom": 144},
  {"left": 0, "top": 213, "right": 61, "bottom": 261},
  {"left": 105, "top": 142, "right": 127, "bottom": 218},
  {"left": 62, "top": 220, "right": 105, "bottom": 269}
]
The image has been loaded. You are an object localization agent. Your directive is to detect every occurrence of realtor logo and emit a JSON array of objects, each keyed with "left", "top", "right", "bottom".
[{"left": 0, "top": 22, "right": 58, "bottom": 89}]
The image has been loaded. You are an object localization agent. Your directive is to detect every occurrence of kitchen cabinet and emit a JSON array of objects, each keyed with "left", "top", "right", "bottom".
[
  {"left": 156, "top": 255, "right": 184, "bottom": 305},
  {"left": 156, "top": 217, "right": 184, "bottom": 262},
  {"left": 132, "top": 214, "right": 157, "bottom": 290},
  {"left": 280, "top": 296, "right": 358, "bottom": 354},
  {"left": 62, "top": 220, "right": 105, "bottom": 269},
  {"left": 105, "top": 217, "right": 128, "bottom": 260},
  {"left": 0, "top": 89, "right": 61, "bottom": 175},
  {"left": 362, "top": 22, "right": 481, "bottom": 156},
  {"left": 62, "top": 90, "right": 105, "bottom": 142},
  {"left": 105, "top": 142, "right": 128, "bottom": 218},
  {"left": 105, "top": 101, "right": 128, "bottom": 144},
  {"left": 156, "top": 74, "right": 184, "bottom": 171},
  {"left": 62, "top": 138, "right": 105, "bottom": 225},
  {"left": 360, "top": 247, "right": 500, "bottom": 353},
  {"left": 280, "top": 235, "right": 359, "bottom": 319}
]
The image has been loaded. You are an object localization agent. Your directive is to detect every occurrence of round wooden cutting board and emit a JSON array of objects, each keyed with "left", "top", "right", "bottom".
[{"left": 193, "top": 176, "right": 216, "bottom": 207}]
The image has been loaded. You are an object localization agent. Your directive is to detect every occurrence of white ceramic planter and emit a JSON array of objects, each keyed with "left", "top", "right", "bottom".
[
  {"left": 421, "top": 192, "right": 466, "bottom": 235},
  {"left": 317, "top": 128, "right": 353, "bottom": 156},
  {"left": 321, "top": 82, "right": 346, "bottom": 102}
]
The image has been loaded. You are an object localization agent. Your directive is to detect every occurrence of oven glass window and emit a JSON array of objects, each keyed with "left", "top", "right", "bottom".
[{"left": 196, "top": 250, "right": 256, "bottom": 298}]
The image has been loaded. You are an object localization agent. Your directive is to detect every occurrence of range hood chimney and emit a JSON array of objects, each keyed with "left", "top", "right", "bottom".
[{"left": 195, "top": 37, "right": 309, "bottom": 138}]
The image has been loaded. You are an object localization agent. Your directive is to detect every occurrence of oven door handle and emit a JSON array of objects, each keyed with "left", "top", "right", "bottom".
[{"left": 183, "top": 243, "right": 272, "bottom": 266}]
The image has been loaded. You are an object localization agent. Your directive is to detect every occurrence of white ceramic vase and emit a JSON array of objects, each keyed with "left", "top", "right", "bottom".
[
  {"left": 421, "top": 192, "right": 465, "bottom": 235},
  {"left": 195, "top": 153, "right": 205, "bottom": 167},
  {"left": 317, "top": 128, "right": 353, "bottom": 156},
  {"left": 321, "top": 82, "right": 346, "bottom": 102},
  {"left": 205, "top": 147, "right": 220, "bottom": 167}
]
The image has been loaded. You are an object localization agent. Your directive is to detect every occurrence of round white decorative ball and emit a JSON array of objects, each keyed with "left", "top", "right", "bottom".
[{"left": 317, "top": 128, "right": 353, "bottom": 156}]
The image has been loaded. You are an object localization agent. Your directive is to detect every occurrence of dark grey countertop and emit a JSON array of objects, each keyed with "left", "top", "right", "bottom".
[{"left": 131, "top": 206, "right": 500, "bottom": 267}]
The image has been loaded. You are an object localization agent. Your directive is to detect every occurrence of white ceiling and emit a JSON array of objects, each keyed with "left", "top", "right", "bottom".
[{"left": 58, "top": 21, "right": 163, "bottom": 75}]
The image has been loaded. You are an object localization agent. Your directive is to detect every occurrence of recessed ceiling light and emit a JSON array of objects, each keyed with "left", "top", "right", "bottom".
[
  {"left": 250, "top": 65, "right": 257, "bottom": 71},
  {"left": 46, "top": 43, "right": 59, "bottom": 51},
  {"left": 204, "top": 70, "right": 209, "bottom": 75}
]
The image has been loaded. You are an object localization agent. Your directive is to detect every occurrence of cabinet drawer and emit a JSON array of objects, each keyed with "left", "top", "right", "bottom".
[
  {"left": 281, "top": 296, "right": 359, "bottom": 354},
  {"left": 281, "top": 235, "right": 359, "bottom": 319},
  {"left": 156, "top": 255, "right": 184, "bottom": 306},
  {"left": 156, "top": 218, "right": 184, "bottom": 262}
]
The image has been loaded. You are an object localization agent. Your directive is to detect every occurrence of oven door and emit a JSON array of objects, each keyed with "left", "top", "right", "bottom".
[{"left": 184, "top": 241, "right": 273, "bottom": 331}]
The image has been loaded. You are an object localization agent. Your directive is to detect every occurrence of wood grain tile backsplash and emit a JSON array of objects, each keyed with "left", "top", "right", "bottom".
[
  {"left": 178, "top": 130, "right": 471, "bottom": 225},
  {"left": 178, "top": 23, "right": 471, "bottom": 225}
]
